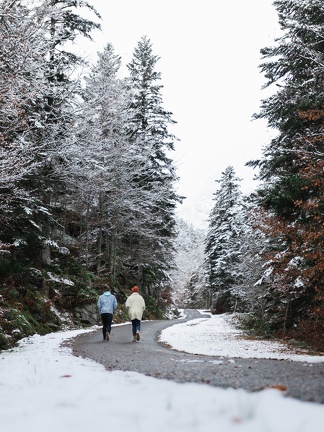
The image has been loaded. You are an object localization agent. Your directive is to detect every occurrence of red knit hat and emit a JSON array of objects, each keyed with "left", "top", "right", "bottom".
[{"left": 132, "top": 286, "right": 139, "bottom": 293}]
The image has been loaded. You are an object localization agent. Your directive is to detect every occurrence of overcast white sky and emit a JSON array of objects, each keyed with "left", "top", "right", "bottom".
[{"left": 81, "top": 0, "right": 281, "bottom": 228}]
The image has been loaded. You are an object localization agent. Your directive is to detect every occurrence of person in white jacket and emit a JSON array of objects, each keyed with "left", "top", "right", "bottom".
[{"left": 125, "top": 286, "right": 145, "bottom": 342}]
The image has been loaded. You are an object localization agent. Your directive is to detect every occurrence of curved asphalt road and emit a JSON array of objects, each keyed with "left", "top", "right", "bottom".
[{"left": 72, "top": 309, "right": 324, "bottom": 404}]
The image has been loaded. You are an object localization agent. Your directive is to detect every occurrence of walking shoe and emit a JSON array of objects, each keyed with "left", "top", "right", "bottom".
[
  {"left": 106, "top": 332, "right": 110, "bottom": 341},
  {"left": 132, "top": 336, "right": 136, "bottom": 342},
  {"left": 136, "top": 330, "right": 140, "bottom": 341}
]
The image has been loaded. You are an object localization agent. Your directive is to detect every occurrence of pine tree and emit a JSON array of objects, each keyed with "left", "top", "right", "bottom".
[
  {"left": 126, "top": 36, "right": 182, "bottom": 294},
  {"left": 31, "top": 0, "right": 101, "bottom": 263},
  {"left": 73, "top": 43, "right": 156, "bottom": 283},
  {"left": 0, "top": 1, "right": 51, "bottom": 258},
  {"left": 68, "top": 43, "right": 125, "bottom": 274},
  {"left": 247, "top": 0, "right": 324, "bottom": 344},
  {"left": 204, "top": 166, "right": 247, "bottom": 313},
  {"left": 0, "top": 0, "right": 100, "bottom": 264},
  {"left": 249, "top": 0, "right": 324, "bottom": 217}
]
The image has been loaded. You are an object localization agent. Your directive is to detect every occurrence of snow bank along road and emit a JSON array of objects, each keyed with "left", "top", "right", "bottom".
[{"left": 72, "top": 310, "right": 324, "bottom": 404}]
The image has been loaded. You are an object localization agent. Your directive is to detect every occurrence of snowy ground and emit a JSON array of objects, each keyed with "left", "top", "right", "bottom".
[
  {"left": 0, "top": 312, "right": 323, "bottom": 432},
  {"left": 159, "top": 312, "right": 324, "bottom": 362}
]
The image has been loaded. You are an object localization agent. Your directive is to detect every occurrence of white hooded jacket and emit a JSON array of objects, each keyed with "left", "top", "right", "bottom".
[{"left": 125, "top": 292, "right": 145, "bottom": 320}]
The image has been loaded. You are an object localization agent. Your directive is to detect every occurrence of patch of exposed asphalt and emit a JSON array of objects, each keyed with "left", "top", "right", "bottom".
[{"left": 71, "top": 310, "right": 324, "bottom": 404}]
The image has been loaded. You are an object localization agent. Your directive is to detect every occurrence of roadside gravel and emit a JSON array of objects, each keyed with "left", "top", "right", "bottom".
[{"left": 72, "top": 310, "right": 324, "bottom": 404}]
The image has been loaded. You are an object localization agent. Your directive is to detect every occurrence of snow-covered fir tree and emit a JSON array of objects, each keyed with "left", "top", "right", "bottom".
[
  {"left": 204, "top": 166, "right": 259, "bottom": 313},
  {"left": 69, "top": 43, "right": 130, "bottom": 275},
  {"left": 72, "top": 43, "right": 161, "bottom": 285},
  {"left": 0, "top": 1, "right": 50, "bottom": 251},
  {"left": 0, "top": 0, "right": 100, "bottom": 263},
  {"left": 32, "top": 0, "right": 100, "bottom": 263},
  {"left": 125, "top": 36, "right": 182, "bottom": 295},
  {"left": 247, "top": 0, "right": 324, "bottom": 346}
]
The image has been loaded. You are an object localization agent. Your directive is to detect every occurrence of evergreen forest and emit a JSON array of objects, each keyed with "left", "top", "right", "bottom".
[{"left": 1, "top": 0, "right": 323, "bottom": 352}]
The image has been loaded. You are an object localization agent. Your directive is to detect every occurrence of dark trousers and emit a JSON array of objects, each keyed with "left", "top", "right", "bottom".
[
  {"left": 131, "top": 319, "right": 141, "bottom": 336},
  {"left": 101, "top": 313, "right": 113, "bottom": 339}
]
